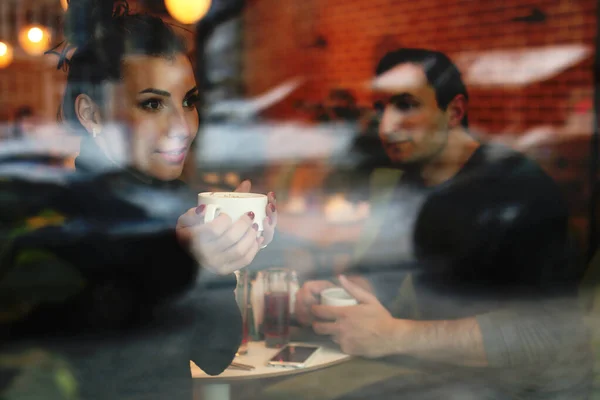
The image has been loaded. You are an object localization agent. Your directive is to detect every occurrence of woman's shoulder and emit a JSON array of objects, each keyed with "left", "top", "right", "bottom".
[{"left": 69, "top": 170, "right": 197, "bottom": 220}]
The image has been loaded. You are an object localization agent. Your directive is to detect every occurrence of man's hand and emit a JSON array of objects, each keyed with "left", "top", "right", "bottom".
[
  {"left": 311, "top": 276, "right": 402, "bottom": 358},
  {"left": 295, "top": 280, "right": 337, "bottom": 326}
]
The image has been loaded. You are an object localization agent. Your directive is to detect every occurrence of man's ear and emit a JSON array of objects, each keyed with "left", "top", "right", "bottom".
[
  {"left": 74, "top": 94, "right": 103, "bottom": 136},
  {"left": 447, "top": 94, "right": 467, "bottom": 128}
]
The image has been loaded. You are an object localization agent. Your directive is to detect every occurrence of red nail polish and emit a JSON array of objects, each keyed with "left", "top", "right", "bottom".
[
  {"left": 248, "top": 211, "right": 255, "bottom": 220},
  {"left": 270, "top": 203, "right": 276, "bottom": 213},
  {"left": 252, "top": 223, "right": 259, "bottom": 231},
  {"left": 196, "top": 205, "right": 206, "bottom": 215},
  {"left": 269, "top": 192, "right": 276, "bottom": 200}
]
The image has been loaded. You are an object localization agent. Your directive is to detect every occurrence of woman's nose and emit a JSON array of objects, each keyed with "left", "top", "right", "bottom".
[{"left": 168, "top": 107, "right": 192, "bottom": 138}]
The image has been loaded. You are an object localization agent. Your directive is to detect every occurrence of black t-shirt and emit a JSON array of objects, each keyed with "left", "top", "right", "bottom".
[
  {"left": 357, "top": 144, "right": 581, "bottom": 319},
  {"left": 351, "top": 144, "right": 591, "bottom": 399}
]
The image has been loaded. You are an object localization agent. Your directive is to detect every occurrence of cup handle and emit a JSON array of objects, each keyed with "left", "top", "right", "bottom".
[{"left": 204, "top": 204, "right": 222, "bottom": 223}]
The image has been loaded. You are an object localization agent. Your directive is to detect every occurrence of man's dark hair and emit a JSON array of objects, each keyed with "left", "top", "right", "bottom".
[{"left": 375, "top": 48, "right": 469, "bottom": 128}]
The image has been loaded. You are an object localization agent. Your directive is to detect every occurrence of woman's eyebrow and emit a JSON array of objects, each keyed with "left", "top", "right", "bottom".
[
  {"left": 184, "top": 87, "right": 198, "bottom": 97},
  {"left": 139, "top": 88, "right": 171, "bottom": 97}
]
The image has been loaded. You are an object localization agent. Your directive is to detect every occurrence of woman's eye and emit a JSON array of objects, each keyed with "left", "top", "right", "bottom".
[
  {"left": 183, "top": 95, "right": 200, "bottom": 109},
  {"left": 139, "top": 99, "right": 163, "bottom": 111}
]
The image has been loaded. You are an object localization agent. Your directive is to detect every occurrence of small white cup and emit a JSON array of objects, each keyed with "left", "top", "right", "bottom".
[
  {"left": 198, "top": 192, "right": 268, "bottom": 231},
  {"left": 320, "top": 287, "right": 358, "bottom": 307}
]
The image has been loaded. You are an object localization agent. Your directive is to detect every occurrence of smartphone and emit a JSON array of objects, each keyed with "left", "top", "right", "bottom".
[{"left": 267, "top": 344, "right": 321, "bottom": 368}]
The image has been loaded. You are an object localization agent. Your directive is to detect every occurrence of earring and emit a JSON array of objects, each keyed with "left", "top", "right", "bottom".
[{"left": 92, "top": 127, "right": 101, "bottom": 138}]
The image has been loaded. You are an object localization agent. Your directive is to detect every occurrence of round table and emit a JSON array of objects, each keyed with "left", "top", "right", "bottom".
[{"left": 191, "top": 341, "right": 351, "bottom": 400}]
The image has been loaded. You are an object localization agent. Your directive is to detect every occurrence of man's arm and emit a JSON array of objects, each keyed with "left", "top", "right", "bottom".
[
  {"left": 390, "top": 317, "right": 487, "bottom": 367},
  {"left": 312, "top": 276, "right": 486, "bottom": 364},
  {"left": 386, "top": 299, "right": 584, "bottom": 368},
  {"left": 337, "top": 270, "right": 486, "bottom": 365},
  {"left": 312, "top": 277, "right": 583, "bottom": 368}
]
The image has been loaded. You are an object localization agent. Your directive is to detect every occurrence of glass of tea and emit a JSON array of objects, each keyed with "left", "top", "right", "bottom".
[
  {"left": 262, "top": 268, "right": 292, "bottom": 348},
  {"left": 234, "top": 269, "right": 250, "bottom": 355}
]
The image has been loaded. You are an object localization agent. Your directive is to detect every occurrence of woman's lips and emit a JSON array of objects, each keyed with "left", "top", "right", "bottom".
[{"left": 156, "top": 148, "right": 187, "bottom": 164}]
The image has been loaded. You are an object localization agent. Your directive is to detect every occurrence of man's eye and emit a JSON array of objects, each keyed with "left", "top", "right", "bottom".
[
  {"left": 373, "top": 101, "right": 385, "bottom": 113},
  {"left": 140, "top": 99, "right": 163, "bottom": 111},
  {"left": 389, "top": 96, "right": 420, "bottom": 111},
  {"left": 390, "top": 98, "right": 420, "bottom": 111}
]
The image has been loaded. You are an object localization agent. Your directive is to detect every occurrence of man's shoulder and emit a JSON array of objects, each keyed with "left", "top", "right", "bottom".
[
  {"left": 467, "top": 143, "right": 548, "bottom": 178},
  {"left": 454, "top": 143, "right": 560, "bottom": 196}
]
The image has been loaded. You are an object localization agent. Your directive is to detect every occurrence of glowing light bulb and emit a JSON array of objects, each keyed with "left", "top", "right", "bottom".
[
  {"left": 28, "top": 27, "right": 43, "bottom": 43},
  {"left": 0, "top": 41, "right": 14, "bottom": 68},
  {"left": 19, "top": 25, "right": 51, "bottom": 56},
  {"left": 164, "top": 0, "right": 211, "bottom": 25}
]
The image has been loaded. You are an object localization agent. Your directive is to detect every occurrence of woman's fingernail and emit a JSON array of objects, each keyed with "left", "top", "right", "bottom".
[
  {"left": 248, "top": 211, "right": 255, "bottom": 220},
  {"left": 269, "top": 192, "right": 276, "bottom": 200},
  {"left": 196, "top": 205, "right": 206, "bottom": 215},
  {"left": 270, "top": 203, "right": 277, "bottom": 213},
  {"left": 252, "top": 223, "right": 259, "bottom": 231}
]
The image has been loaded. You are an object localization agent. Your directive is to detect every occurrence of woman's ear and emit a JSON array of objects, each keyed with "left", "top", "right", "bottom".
[
  {"left": 74, "top": 94, "right": 103, "bottom": 136},
  {"left": 447, "top": 94, "right": 467, "bottom": 128}
]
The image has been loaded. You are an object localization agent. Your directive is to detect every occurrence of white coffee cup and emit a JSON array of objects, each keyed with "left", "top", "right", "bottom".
[
  {"left": 320, "top": 287, "right": 358, "bottom": 307},
  {"left": 198, "top": 192, "right": 268, "bottom": 231}
]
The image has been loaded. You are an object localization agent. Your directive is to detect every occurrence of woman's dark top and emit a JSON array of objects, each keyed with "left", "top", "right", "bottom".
[{"left": 0, "top": 141, "right": 241, "bottom": 399}]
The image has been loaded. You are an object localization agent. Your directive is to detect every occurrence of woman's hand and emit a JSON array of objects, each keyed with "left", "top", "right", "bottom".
[
  {"left": 263, "top": 191, "right": 278, "bottom": 247},
  {"left": 175, "top": 180, "right": 276, "bottom": 275},
  {"left": 176, "top": 208, "right": 263, "bottom": 275},
  {"left": 176, "top": 181, "right": 263, "bottom": 275},
  {"left": 234, "top": 180, "right": 278, "bottom": 247}
]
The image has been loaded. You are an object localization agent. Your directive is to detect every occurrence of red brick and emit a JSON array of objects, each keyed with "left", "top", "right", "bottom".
[{"left": 244, "top": 0, "right": 596, "bottom": 128}]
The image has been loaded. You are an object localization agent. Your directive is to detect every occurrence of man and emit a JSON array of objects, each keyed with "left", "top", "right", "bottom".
[{"left": 295, "top": 49, "right": 591, "bottom": 399}]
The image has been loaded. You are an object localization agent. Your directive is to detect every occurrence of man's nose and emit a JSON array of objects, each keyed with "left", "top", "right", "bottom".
[{"left": 380, "top": 107, "right": 406, "bottom": 135}]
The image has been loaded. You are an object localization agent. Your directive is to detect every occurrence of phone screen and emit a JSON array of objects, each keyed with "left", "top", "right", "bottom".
[{"left": 269, "top": 345, "right": 318, "bottom": 363}]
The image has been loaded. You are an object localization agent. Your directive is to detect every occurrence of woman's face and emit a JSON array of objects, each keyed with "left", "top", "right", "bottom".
[{"left": 103, "top": 54, "right": 200, "bottom": 181}]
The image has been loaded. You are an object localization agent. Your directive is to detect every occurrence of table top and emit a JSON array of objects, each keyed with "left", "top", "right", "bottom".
[{"left": 191, "top": 341, "right": 351, "bottom": 382}]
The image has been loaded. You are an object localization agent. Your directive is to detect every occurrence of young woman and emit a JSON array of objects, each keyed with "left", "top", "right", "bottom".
[{"left": 0, "top": 1, "right": 277, "bottom": 398}]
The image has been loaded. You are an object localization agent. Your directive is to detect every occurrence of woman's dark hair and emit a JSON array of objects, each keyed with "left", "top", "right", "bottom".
[
  {"left": 51, "top": 0, "right": 188, "bottom": 132},
  {"left": 375, "top": 48, "right": 469, "bottom": 128}
]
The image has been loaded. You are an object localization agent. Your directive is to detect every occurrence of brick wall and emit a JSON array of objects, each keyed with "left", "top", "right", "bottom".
[
  {"left": 0, "top": 57, "right": 67, "bottom": 122},
  {"left": 243, "top": 0, "right": 597, "bottom": 134}
]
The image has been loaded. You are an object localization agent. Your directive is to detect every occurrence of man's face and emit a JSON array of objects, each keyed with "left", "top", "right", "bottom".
[{"left": 373, "top": 63, "right": 450, "bottom": 166}]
